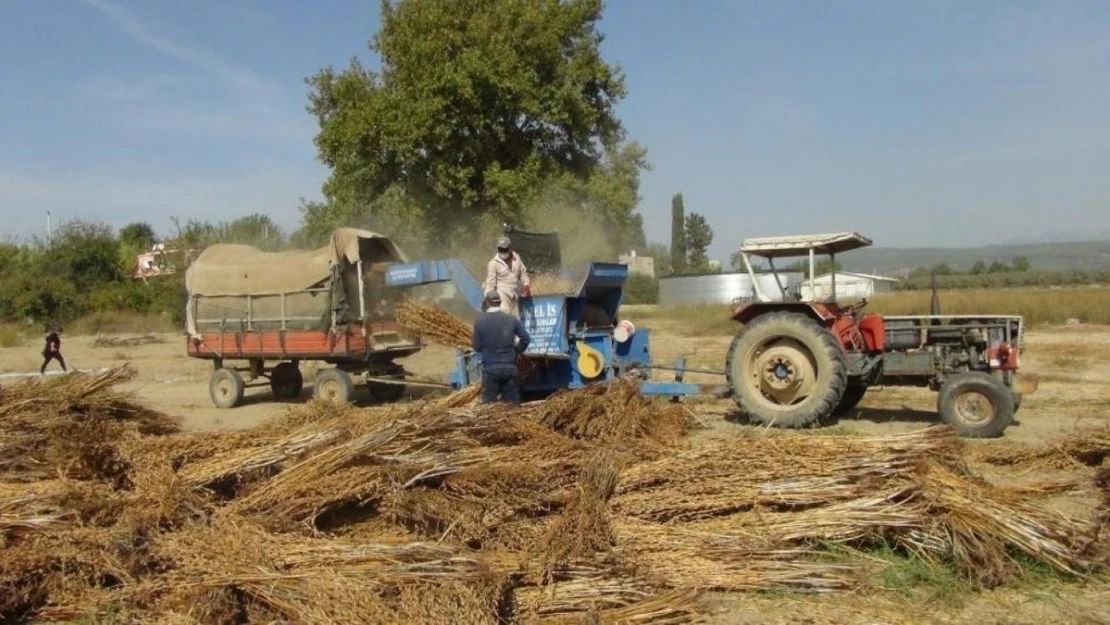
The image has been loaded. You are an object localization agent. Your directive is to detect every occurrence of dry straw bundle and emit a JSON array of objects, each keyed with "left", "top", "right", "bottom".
[
  {"left": 396, "top": 299, "right": 474, "bottom": 349},
  {"left": 530, "top": 273, "right": 577, "bottom": 296},
  {"left": 1, "top": 368, "right": 1107, "bottom": 624}
]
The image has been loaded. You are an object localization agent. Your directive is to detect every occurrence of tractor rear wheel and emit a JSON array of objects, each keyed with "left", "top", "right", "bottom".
[
  {"left": 726, "top": 311, "right": 848, "bottom": 428},
  {"left": 937, "top": 372, "right": 1014, "bottom": 438},
  {"left": 832, "top": 382, "right": 868, "bottom": 417},
  {"left": 270, "top": 362, "right": 303, "bottom": 399},
  {"left": 313, "top": 369, "right": 354, "bottom": 405},
  {"left": 367, "top": 381, "right": 406, "bottom": 403},
  {"left": 209, "top": 368, "right": 245, "bottom": 409}
]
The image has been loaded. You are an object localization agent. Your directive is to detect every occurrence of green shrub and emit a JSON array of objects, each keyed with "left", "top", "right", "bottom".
[
  {"left": 623, "top": 274, "right": 659, "bottom": 305},
  {"left": 0, "top": 324, "right": 22, "bottom": 348}
]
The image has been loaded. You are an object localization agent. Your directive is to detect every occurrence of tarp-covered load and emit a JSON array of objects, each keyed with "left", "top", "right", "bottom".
[{"left": 185, "top": 228, "right": 409, "bottom": 338}]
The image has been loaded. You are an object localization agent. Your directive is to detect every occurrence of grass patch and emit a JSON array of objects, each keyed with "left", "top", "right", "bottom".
[
  {"left": 627, "top": 304, "right": 737, "bottom": 336},
  {"left": 870, "top": 287, "right": 1110, "bottom": 325},
  {"left": 872, "top": 552, "right": 972, "bottom": 606},
  {"left": 634, "top": 287, "right": 1110, "bottom": 338},
  {"left": 0, "top": 323, "right": 24, "bottom": 348},
  {"left": 66, "top": 311, "right": 176, "bottom": 336}
]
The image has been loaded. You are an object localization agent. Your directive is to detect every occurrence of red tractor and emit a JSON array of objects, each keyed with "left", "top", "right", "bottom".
[{"left": 726, "top": 232, "right": 1036, "bottom": 438}]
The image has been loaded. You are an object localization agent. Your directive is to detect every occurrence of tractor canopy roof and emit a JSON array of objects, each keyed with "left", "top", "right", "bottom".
[{"left": 740, "top": 232, "right": 872, "bottom": 258}]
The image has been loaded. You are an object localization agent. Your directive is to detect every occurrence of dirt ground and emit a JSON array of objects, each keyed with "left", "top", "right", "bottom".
[{"left": 1, "top": 314, "right": 1108, "bottom": 623}]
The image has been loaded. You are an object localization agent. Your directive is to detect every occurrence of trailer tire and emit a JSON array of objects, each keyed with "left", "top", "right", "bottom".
[
  {"left": 314, "top": 369, "right": 353, "bottom": 405},
  {"left": 937, "top": 372, "right": 1014, "bottom": 438},
  {"left": 209, "top": 368, "right": 245, "bottom": 409},
  {"left": 832, "top": 383, "right": 868, "bottom": 417},
  {"left": 726, "top": 311, "right": 848, "bottom": 429},
  {"left": 367, "top": 381, "right": 406, "bottom": 403},
  {"left": 270, "top": 362, "right": 303, "bottom": 399}
]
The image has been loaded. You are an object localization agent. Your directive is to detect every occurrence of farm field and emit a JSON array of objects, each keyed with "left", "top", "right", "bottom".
[{"left": 1, "top": 306, "right": 1108, "bottom": 623}]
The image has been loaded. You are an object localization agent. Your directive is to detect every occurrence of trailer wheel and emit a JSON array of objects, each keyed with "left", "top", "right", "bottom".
[
  {"left": 270, "top": 362, "right": 303, "bottom": 399},
  {"left": 726, "top": 311, "right": 848, "bottom": 428},
  {"left": 367, "top": 381, "right": 406, "bottom": 403},
  {"left": 937, "top": 372, "right": 1014, "bottom": 438},
  {"left": 832, "top": 383, "right": 868, "bottom": 417},
  {"left": 209, "top": 368, "right": 245, "bottom": 409},
  {"left": 313, "top": 369, "right": 353, "bottom": 405}
]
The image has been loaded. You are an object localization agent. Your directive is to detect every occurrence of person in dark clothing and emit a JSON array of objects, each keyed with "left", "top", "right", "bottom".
[
  {"left": 41, "top": 326, "right": 67, "bottom": 374},
  {"left": 471, "top": 291, "right": 531, "bottom": 404}
]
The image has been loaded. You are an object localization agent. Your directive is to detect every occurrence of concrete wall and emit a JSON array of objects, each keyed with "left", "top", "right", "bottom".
[
  {"left": 659, "top": 272, "right": 803, "bottom": 307},
  {"left": 618, "top": 252, "right": 655, "bottom": 278},
  {"left": 796, "top": 274, "right": 896, "bottom": 301}
]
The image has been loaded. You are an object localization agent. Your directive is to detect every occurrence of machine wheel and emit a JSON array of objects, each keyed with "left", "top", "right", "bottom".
[
  {"left": 937, "top": 372, "right": 1014, "bottom": 438},
  {"left": 313, "top": 368, "right": 354, "bottom": 405},
  {"left": 270, "top": 362, "right": 303, "bottom": 399},
  {"left": 367, "top": 381, "right": 406, "bottom": 403},
  {"left": 1012, "top": 392, "right": 1023, "bottom": 413},
  {"left": 725, "top": 311, "right": 848, "bottom": 428},
  {"left": 209, "top": 368, "right": 245, "bottom": 409},
  {"left": 832, "top": 383, "right": 868, "bottom": 417}
]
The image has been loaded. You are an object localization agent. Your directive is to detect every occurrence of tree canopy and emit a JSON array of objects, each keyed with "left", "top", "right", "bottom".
[
  {"left": 683, "top": 212, "right": 713, "bottom": 272},
  {"left": 302, "top": 0, "right": 646, "bottom": 255}
]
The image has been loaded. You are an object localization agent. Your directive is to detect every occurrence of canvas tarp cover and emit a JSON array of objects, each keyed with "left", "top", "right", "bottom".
[{"left": 185, "top": 228, "right": 408, "bottom": 338}]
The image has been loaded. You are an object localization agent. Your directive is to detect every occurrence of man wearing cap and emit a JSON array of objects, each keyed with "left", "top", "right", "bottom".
[
  {"left": 483, "top": 235, "right": 531, "bottom": 319},
  {"left": 472, "top": 291, "right": 531, "bottom": 404}
]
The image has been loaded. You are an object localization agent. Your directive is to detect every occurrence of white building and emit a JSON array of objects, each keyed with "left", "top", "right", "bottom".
[
  {"left": 618, "top": 250, "right": 655, "bottom": 278},
  {"left": 795, "top": 271, "right": 899, "bottom": 301}
]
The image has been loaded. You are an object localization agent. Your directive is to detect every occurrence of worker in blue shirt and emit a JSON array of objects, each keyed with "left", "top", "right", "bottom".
[{"left": 471, "top": 291, "right": 531, "bottom": 404}]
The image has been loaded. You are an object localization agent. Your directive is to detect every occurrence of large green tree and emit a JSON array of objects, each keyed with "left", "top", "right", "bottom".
[
  {"left": 670, "top": 193, "right": 686, "bottom": 274},
  {"left": 45, "top": 220, "right": 124, "bottom": 285},
  {"left": 119, "top": 222, "right": 156, "bottom": 251},
  {"left": 304, "top": 0, "right": 638, "bottom": 248},
  {"left": 684, "top": 212, "right": 713, "bottom": 272}
]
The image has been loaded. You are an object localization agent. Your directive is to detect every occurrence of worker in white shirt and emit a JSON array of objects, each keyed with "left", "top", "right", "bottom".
[{"left": 483, "top": 236, "right": 531, "bottom": 318}]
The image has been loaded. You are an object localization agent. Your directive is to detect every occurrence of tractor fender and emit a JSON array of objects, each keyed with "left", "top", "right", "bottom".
[
  {"left": 731, "top": 302, "right": 836, "bottom": 326},
  {"left": 731, "top": 302, "right": 868, "bottom": 353}
]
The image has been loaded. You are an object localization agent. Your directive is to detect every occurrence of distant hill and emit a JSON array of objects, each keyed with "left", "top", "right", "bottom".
[{"left": 836, "top": 240, "right": 1110, "bottom": 276}]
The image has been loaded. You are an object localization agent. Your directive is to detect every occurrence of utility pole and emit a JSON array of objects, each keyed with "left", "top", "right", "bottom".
[{"left": 46, "top": 211, "right": 52, "bottom": 249}]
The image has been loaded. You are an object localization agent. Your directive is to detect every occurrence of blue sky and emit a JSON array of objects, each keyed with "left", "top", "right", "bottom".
[{"left": 2, "top": 1, "right": 1109, "bottom": 261}]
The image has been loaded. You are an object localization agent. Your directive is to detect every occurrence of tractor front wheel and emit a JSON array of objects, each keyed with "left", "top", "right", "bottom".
[
  {"left": 367, "top": 381, "right": 406, "bottom": 403},
  {"left": 726, "top": 311, "right": 848, "bottom": 428},
  {"left": 209, "top": 368, "right": 245, "bottom": 409},
  {"left": 832, "top": 382, "right": 868, "bottom": 417},
  {"left": 937, "top": 372, "right": 1015, "bottom": 438},
  {"left": 313, "top": 369, "right": 354, "bottom": 405},
  {"left": 270, "top": 362, "right": 303, "bottom": 399}
]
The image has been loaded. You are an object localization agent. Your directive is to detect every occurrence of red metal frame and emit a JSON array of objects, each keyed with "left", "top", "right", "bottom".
[
  {"left": 187, "top": 321, "right": 421, "bottom": 363},
  {"left": 731, "top": 301, "right": 873, "bottom": 353}
]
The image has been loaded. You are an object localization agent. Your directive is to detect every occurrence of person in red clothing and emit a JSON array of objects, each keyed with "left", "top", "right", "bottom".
[{"left": 40, "top": 326, "right": 67, "bottom": 374}]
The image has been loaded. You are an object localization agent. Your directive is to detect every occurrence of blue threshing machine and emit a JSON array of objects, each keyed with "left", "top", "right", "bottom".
[{"left": 384, "top": 258, "right": 728, "bottom": 399}]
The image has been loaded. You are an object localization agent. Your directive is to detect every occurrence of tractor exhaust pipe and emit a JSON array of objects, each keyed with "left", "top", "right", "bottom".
[{"left": 929, "top": 269, "right": 941, "bottom": 316}]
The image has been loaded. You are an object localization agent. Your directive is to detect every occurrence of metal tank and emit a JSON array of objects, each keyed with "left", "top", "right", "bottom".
[{"left": 658, "top": 272, "right": 803, "bottom": 308}]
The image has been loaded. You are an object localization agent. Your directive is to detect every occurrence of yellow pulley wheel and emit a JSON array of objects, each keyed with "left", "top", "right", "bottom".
[{"left": 576, "top": 343, "right": 605, "bottom": 379}]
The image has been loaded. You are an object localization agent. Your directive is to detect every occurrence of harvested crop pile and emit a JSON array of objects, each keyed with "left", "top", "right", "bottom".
[
  {"left": 396, "top": 299, "right": 473, "bottom": 349},
  {"left": 396, "top": 299, "right": 534, "bottom": 376},
  {"left": 91, "top": 334, "right": 165, "bottom": 348},
  {"left": 0, "top": 366, "right": 180, "bottom": 483},
  {"left": 530, "top": 273, "right": 577, "bottom": 296},
  {"left": 1, "top": 370, "right": 1105, "bottom": 624},
  {"left": 969, "top": 425, "right": 1110, "bottom": 470}
]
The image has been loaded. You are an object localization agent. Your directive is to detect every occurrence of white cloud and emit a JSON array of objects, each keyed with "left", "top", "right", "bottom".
[
  {"left": 76, "top": 0, "right": 312, "bottom": 145},
  {"left": 78, "top": 0, "right": 276, "bottom": 95}
]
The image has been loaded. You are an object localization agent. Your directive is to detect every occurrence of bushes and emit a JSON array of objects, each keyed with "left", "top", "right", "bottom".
[
  {"left": 895, "top": 270, "right": 1110, "bottom": 291},
  {"left": 623, "top": 274, "right": 659, "bottom": 305},
  {"left": 869, "top": 288, "right": 1110, "bottom": 326}
]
